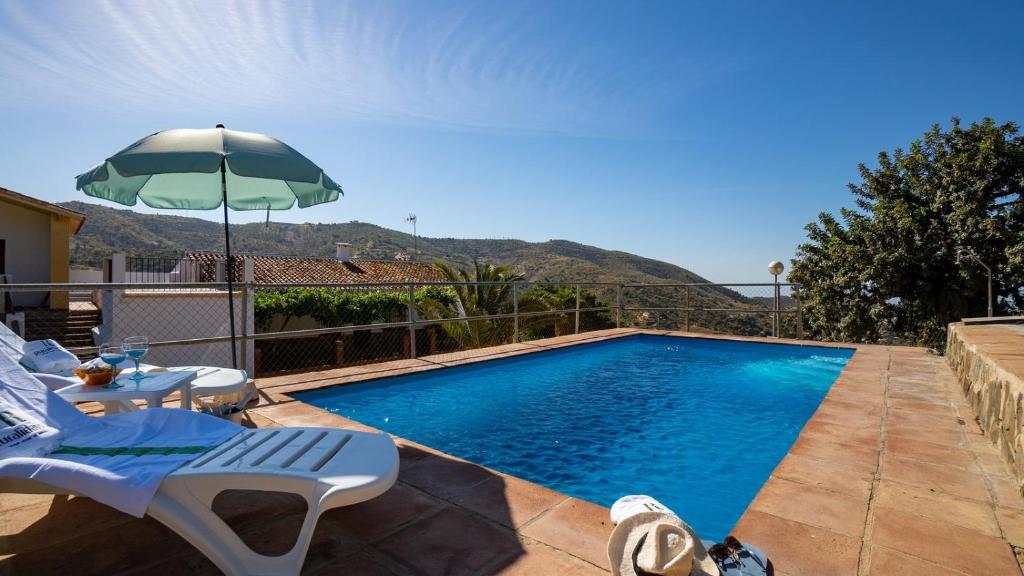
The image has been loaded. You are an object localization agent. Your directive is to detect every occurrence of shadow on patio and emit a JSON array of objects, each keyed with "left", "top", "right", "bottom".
[{"left": 0, "top": 441, "right": 609, "bottom": 575}]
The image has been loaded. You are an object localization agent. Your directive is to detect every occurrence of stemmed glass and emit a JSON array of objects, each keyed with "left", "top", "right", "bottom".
[
  {"left": 123, "top": 336, "right": 149, "bottom": 382},
  {"left": 98, "top": 343, "right": 126, "bottom": 389}
]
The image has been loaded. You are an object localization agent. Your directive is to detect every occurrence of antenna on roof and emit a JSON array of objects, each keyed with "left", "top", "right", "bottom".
[{"left": 404, "top": 213, "right": 418, "bottom": 260}]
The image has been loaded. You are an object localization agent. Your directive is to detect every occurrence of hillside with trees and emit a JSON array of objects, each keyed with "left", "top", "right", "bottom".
[{"left": 61, "top": 200, "right": 780, "bottom": 336}]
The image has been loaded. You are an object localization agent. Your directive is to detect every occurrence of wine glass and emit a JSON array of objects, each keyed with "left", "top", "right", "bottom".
[
  {"left": 123, "top": 336, "right": 149, "bottom": 382},
  {"left": 98, "top": 343, "right": 126, "bottom": 389}
]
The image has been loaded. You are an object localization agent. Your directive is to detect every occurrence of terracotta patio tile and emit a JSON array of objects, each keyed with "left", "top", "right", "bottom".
[
  {"left": 810, "top": 406, "right": 883, "bottom": 430},
  {"left": 996, "top": 507, "right": 1024, "bottom": 549},
  {"left": 823, "top": 387, "right": 885, "bottom": 407},
  {"left": 974, "top": 450, "right": 1014, "bottom": 478},
  {"left": 889, "top": 378, "right": 947, "bottom": 393},
  {"left": 873, "top": 480, "right": 1001, "bottom": 537},
  {"left": 798, "top": 419, "right": 881, "bottom": 449},
  {"left": 788, "top": 432, "right": 880, "bottom": 474},
  {"left": 988, "top": 476, "right": 1024, "bottom": 511},
  {"left": 399, "top": 453, "right": 496, "bottom": 500},
  {"left": 0, "top": 492, "right": 54, "bottom": 512},
  {"left": 0, "top": 516, "right": 195, "bottom": 575},
  {"left": 830, "top": 380, "right": 886, "bottom": 396},
  {"left": 870, "top": 507, "right": 1019, "bottom": 576},
  {"left": 867, "top": 545, "right": 966, "bottom": 576},
  {"left": 880, "top": 454, "right": 991, "bottom": 502},
  {"left": 209, "top": 489, "right": 391, "bottom": 563},
  {"left": 886, "top": 408, "right": 968, "bottom": 432},
  {"left": 253, "top": 400, "right": 374, "bottom": 430},
  {"left": 883, "top": 436, "right": 979, "bottom": 470},
  {"left": 0, "top": 495, "right": 134, "bottom": 555},
  {"left": 884, "top": 424, "right": 965, "bottom": 448},
  {"left": 437, "top": 347, "right": 542, "bottom": 367},
  {"left": 420, "top": 343, "right": 538, "bottom": 365},
  {"left": 393, "top": 437, "right": 441, "bottom": 466},
  {"left": 303, "top": 548, "right": 400, "bottom": 576},
  {"left": 315, "top": 482, "right": 445, "bottom": 544},
  {"left": 817, "top": 396, "right": 884, "bottom": 416},
  {"left": 887, "top": 388, "right": 954, "bottom": 405},
  {"left": 520, "top": 498, "right": 614, "bottom": 570},
  {"left": 374, "top": 507, "right": 522, "bottom": 576},
  {"left": 731, "top": 510, "right": 860, "bottom": 576},
  {"left": 887, "top": 398, "right": 957, "bottom": 416},
  {"left": 770, "top": 452, "right": 873, "bottom": 500},
  {"left": 491, "top": 540, "right": 608, "bottom": 575},
  {"left": 747, "top": 478, "right": 867, "bottom": 537},
  {"left": 119, "top": 551, "right": 222, "bottom": 576},
  {"left": 452, "top": 474, "right": 568, "bottom": 529},
  {"left": 964, "top": 430, "right": 1002, "bottom": 453}
]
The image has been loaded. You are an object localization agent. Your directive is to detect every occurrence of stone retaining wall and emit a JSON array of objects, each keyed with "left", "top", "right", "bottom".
[{"left": 946, "top": 322, "right": 1024, "bottom": 495}]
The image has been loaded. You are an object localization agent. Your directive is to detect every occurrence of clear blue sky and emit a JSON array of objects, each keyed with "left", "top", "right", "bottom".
[{"left": 1, "top": 1, "right": 1021, "bottom": 282}]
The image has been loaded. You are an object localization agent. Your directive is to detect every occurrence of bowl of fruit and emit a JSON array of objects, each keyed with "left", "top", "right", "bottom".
[{"left": 74, "top": 365, "right": 121, "bottom": 387}]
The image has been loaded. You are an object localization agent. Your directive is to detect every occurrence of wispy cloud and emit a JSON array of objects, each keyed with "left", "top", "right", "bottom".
[{"left": 0, "top": 0, "right": 728, "bottom": 137}]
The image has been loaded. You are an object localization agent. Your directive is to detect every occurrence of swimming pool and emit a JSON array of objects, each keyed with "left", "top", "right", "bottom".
[{"left": 294, "top": 335, "right": 854, "bottom": 539}]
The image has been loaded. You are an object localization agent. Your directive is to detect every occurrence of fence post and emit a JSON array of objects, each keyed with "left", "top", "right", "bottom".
[
  {"left": 513, "top": 283, "right": 519, "bottom": 343},
  {"left": 574, "top": 283, "right": 581, "bottom": 334},
  {"left": 795, "top": 285, "right": 804, "bottom": 340},
  {"left": 615, "top": 284, "right": 622, "bottom": 328},
  {"left": 111, "top": 253, "right": 126, "bottom": 283},
  {"left": 241, "top": 258, "right": 254, "bottom": 376},
  {"left": 684, "top": 285, "right": 691, "bottom": 332},
  {"left": 407, "top": 283, "right": 417, "bottom": 359},
  {"left": 773, "top": 282, "right": 780, "bottom": 338}
]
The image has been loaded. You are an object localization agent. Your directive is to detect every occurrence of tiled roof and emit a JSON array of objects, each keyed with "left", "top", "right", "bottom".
[{"left": 185, "top": 252, "right": 445, "bottom": 284}]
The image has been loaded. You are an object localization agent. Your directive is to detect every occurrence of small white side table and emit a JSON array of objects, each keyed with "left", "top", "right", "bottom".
[
  {"left": 168, "top": 366, "right": 248, "bottom": 399},
  {"left": 56, "top": 370, "right": 196, "bottom": 416}
]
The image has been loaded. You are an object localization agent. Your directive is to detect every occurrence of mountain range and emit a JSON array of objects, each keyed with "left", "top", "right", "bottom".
[
  {"left": 63, "top": 200, "right": 716, "bottom": 286},
  {"left": 59, "top": 201, "right": 779, "bottom": 334}
]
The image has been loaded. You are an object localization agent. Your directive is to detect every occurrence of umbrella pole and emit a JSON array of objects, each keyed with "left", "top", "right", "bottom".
[{"left": 221, "top": 159, "right": 238, "bottom": 369}]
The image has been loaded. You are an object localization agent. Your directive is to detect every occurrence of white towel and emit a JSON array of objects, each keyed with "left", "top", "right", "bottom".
[
  {"left": 0, "top": 353, "right": 241, "bottom": 517},
  {"left": 20, "top": 339, "right": 80, "bottom": 374},
  {"left": 610, "top": 494, "right": 677, "bottom": 525}
]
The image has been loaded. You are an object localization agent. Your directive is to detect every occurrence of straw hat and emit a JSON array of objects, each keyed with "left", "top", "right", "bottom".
[{"left": 607, "top": 511, "right": 719, "bottom": 576}]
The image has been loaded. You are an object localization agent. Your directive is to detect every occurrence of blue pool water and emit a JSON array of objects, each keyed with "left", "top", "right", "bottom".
[{"left": 294, "top": 335, "right": 853, "bottom": 539}]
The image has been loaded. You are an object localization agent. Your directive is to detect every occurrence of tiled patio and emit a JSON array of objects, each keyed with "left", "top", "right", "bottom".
[{"left": 3, "top": 329, "right": 1023, "bottom": 575}]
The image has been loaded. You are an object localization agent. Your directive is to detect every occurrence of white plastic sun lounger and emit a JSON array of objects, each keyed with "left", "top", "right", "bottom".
[
  {"left": 155, "top": 427, "right": 397, "bottom": 575},
  {"left": 0, "top": 352, "right": 399, "bottom": 576},
  {"left": 172, "top": 428, "right": 399, "bottom": 575},
  {"left": 3, "top": 427, "right": 397, "bottom": 575}
]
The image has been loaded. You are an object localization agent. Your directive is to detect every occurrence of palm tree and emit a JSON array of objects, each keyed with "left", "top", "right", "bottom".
[{"left": 420, "top": 260, "right": 553, "bottom": 349}]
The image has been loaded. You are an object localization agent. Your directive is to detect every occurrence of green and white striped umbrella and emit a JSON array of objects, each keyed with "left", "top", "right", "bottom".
[
  {"left": 76, "top": 125, "right": 344, "bottom": 369},
  {"left": 76, "top": 126, "right": 343, "bottom": 210}
]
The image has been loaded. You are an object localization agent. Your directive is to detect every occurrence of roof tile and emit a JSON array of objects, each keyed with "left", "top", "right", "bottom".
[{"left": 185, "top": 252, "right": 444, "bottom": 284}]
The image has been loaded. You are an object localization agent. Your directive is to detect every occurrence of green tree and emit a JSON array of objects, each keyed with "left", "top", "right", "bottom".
[
  {"left": 525, "top": 283, "right": 615, "bottom": 338},
  {"left": 790, "top": 118, "right": 1024, "bottom": 350},
  {"left": 420, "top": 260, "right": 554, "bottom": 348}
]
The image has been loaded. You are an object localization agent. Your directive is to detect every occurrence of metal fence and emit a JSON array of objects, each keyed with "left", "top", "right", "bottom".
[
  {"left": 123, "top": 256, "right": 205, "bottom": 283},
  {"left": 0, "top": 280, "right": 803, "bottom": 378}
]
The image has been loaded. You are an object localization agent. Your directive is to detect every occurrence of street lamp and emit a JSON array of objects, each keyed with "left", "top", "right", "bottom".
[
  {"left": 958, "top": 249, "right": 993, "bottom": 318},
  {"left": 768, "top": 261, "right": 784, "bottom": 337}
]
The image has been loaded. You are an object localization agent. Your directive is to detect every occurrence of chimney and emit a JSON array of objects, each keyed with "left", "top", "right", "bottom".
[{"left": 335, "top": 242, "right": 352, "bottom": 261}]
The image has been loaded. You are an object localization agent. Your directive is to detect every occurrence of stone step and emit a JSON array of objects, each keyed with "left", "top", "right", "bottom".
[{"left": 66, "top": 319, "right": 101, "bottom": 326}]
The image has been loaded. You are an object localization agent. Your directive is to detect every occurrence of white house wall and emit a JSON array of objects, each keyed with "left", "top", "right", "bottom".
[{"left": 101, "top": 289, "right": 255, "bottom": 376}]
